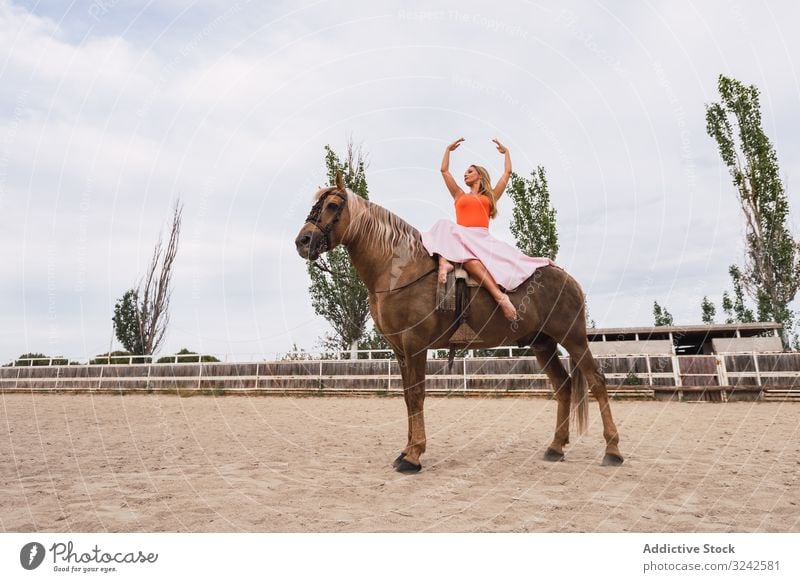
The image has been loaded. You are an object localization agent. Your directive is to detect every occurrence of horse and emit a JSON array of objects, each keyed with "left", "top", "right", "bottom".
[{"left": 294, "top": 172, "right": 624, "bottom": 473}]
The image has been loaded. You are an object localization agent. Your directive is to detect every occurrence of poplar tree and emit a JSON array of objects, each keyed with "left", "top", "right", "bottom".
[
  {"left": 700, "top": 296, "right": 716, "bottom": 324},
  {"left": 307, "top": 142, "right": 371, "bottom": 356},
  {"left": 507, "top": 166, "right": 559, "bottom": 260},
  {"left": 720, "top": 265, "right": 756, "bottom": 324},
  {"left": 706, "top": 75, "right": 800, "bottom": 348},
  {"left": 653, "top": 301, "right": 674, "bottom": 326},
  {"left": 113, "top": 201, "right": 182, "bottom": 355}
]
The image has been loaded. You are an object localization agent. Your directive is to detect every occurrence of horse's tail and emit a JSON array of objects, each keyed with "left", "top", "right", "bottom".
[{"left": 570, "top": 358, "right": 589, "bottom": 435}]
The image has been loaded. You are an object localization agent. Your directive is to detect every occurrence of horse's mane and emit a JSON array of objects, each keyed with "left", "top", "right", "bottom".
[{"left": 314, "top": 188, "right": 427, "bottom": 259}]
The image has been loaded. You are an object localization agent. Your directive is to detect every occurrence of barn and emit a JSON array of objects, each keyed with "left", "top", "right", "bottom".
[{"left": 587, "top": 322, "right": 783, "bottom": 356}]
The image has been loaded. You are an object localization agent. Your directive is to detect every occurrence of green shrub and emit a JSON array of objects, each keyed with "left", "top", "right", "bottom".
[
  {"left": 280, "top": 343, "right": 314, "bottom": 361},
  {"left": 5, "top": 353, "right": 69, "bottom": 366},
  {"left": 623, "top": 371, "right": 642, "bottom": 386},
  {"left": 156, "top": 348, "right": 220, "bottom": 364},
  {"left": 90, "top": 351, "right": 151, "bottom": 365}
]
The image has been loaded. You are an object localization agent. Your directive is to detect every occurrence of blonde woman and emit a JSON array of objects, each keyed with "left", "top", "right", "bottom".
[{"left": 421, "top": 138, "right": 555, "bottom": 321}]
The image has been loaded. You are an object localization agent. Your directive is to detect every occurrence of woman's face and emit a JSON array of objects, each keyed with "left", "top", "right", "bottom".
[{"left": 463, "top": 166, "right": 479, "bottom": 186}]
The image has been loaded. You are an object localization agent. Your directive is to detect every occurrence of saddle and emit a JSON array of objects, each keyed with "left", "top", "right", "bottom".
[{"left": 436, "top": 264, "right": 484, "bottom": 348}]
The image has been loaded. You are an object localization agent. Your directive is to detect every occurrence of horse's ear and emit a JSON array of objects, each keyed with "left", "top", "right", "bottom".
[{"left": 335, "top": 170, "right": 345, "bottom": 191}]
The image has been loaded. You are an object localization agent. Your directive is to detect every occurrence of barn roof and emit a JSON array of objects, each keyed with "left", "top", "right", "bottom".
[
  {"left": 586, "top": 322, "right": 783, "bottom": 354},
  {"left": 587, "top": 322, "right": 781, "bottom": 340}
]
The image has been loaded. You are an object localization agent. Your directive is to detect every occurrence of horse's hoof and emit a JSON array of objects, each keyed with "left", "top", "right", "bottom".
[
  {"left": 392, "top": 452, "right": 406, "bottom": 469},
  {"left": 544, "top": 448, "right": 565, "bottom": 462},
  {"left": 602, "top": 453, "right": 624, "bottom": 466},
  {"left": 395, "top": 458, "right": 422, "bottom": 474}
]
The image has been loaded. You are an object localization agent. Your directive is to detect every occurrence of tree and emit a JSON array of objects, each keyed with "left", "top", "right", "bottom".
[
  {"left": 706, "top": 74, "right": 800, "bottom": 348},
  {"left": 113, "top": 201, "right": 183, "bottom": 355},
  {"left": 700, "top": 296, "right": 716, "bottom": 324},
  {"left": 113, "top": 289, "right": 143, "bottom": 354},
  {"left": 358, "top": 325, "right": 392, "bottom": 353},
  {"left": 585, "top": 301, "right": 597, "bottom": 328},
  {"left": 307, "top": 141, "right": 371, "bottom": 357},
  {"left": 507, "top": 167, "right": 559, "bottom": 260},
  {"left": 653, "top": 301, "right": 673, "bottom": 326},
  {"left": 721, "top": 265, "right": 755, "bottom": 324}
]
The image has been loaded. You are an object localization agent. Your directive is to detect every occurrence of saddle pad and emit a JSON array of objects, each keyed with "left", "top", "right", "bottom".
[{"left": 454, "top": 264, "right": 481, "bottom": 287}]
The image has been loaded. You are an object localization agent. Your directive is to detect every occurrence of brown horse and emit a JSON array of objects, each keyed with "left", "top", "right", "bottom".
[{"left": 295, "top": 173, "right": 623, "bottom": 473}]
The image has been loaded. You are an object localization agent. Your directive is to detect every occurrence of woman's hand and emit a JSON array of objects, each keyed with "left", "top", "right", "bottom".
[
  {"left": 492, "top": 138, "right": 511, "bottom": 199},
  {"left": 447, "top": 137, "right": 465, "bottom": 151},
  {"left": 441, "top": 138, "right": 465, "bottom": 198}
]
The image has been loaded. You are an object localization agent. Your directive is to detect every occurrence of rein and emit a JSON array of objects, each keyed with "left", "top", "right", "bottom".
[
  {"left": 373, "top": 264, "right": 437, "bottom": 294},
  {"left": 311, "top": 260, "right": 437, "bottom": 294}
]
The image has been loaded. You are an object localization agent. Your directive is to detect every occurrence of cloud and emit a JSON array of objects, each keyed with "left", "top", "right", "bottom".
[{"left": 1, "top": 0, "right": 799, "bottom": 362}]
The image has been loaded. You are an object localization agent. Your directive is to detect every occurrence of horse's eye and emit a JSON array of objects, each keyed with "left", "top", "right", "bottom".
[{"left": 327, "top": 202, "right": 339, "bottom": 211}]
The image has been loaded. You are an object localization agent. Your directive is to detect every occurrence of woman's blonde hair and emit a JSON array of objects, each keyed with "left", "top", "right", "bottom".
[{"left": 471, "top": 165, "right": 497, "bottom": 219}]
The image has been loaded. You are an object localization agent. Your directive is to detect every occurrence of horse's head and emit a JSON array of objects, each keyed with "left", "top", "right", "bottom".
[{"left": 295, "top": 171, "right": 351, "bottom": 261}]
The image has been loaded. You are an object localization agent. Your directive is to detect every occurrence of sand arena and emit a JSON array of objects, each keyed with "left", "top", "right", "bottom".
[{"left": 1, "top": 394, "right": 798, "bottom": 532}]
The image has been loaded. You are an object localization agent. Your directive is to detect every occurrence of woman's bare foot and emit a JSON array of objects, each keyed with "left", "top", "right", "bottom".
[
  {"left": 497, "top": 294, "right": 517, "bottom": 321},
  {"left": 438, "top": 259, "right": 454, "bottom": 284}
]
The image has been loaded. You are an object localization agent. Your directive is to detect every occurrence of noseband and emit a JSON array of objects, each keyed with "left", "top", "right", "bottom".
[{"left": 304, "top": 188, "right": 348, "bottom": 254}]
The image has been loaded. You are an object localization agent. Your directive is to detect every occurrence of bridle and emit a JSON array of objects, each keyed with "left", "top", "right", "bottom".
[
  {"left": 304, "top": 186, "right": 437, "bottom": 293},
  {"left": 304, "top": 188, "right": 348, "bottom": 254}
]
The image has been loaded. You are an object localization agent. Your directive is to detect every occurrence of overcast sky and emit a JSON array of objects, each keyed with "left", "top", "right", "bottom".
[{"left": 1, "top": 0, "right": 799, "bottom": 362}]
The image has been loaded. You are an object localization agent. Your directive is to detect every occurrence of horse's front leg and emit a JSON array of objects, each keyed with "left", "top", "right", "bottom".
[
  {"left": 392, "top": 351, "right": 413, "bottom": 459},
  {"left": 393, "top": 351, "right": 427, "bottom": 473}
]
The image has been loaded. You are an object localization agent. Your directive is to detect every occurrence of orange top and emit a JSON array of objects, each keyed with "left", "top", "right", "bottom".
[{"left": 455, "top": 194, "right": 491, "bottom": 228}]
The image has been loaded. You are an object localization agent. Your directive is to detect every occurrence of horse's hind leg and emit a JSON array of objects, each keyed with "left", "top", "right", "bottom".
[
  {"left": 531, "top": 338, "right": 571, "bottom": 462},
  {"left": 564, "top": 340, "right": 624, "bottom": 466}
]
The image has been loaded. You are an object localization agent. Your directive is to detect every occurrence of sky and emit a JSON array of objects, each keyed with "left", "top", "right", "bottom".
[{"left": 1, "top": 0, "right": 799, "bottom": 363}]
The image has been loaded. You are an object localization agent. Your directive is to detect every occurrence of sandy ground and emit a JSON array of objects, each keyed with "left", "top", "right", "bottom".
[{"left": 1, "top": 393, "right": 798, "bottom": 532}]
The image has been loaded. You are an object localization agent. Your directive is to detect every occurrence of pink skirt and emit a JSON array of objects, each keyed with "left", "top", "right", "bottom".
[{"left": 421, "top": 220, "right": 556, "bottom": 291}]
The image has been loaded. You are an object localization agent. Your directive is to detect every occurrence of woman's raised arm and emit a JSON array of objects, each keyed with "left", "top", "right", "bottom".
[
  {"left": 491, "top": 138, "right": 511, "bottom": 199},
  {"left": 441, "top": 138, "right": 466, "bottom": 199}
]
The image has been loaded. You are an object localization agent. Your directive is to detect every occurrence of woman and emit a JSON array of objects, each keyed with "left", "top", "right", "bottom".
[{"left": 421, "top": 137, "right": 554, "bottom": 321}]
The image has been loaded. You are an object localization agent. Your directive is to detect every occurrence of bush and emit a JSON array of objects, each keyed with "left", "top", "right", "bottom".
[
  {"left": 281, "top": 343, "right": 314, "bottom": 361},
  {"left": 90, "top": 351, "right": 151, "bottom": 365},
  {"left": 5, "top": 352, "right": 70, "bottom": 366},
  {"left": 623, "top": 371, "right": 642, "bottom": 385},
  {"left": 156, "top": 348, "right": 220, "bottom": 364},
  {"left": 358, "top": 327, "right": 391, "bottom": 351},
  {"left": 472, "top": 347, "right": 532, "bottom": 358},
  {"left": 434, "top": 348, "right": 468, "bottom": 359}
]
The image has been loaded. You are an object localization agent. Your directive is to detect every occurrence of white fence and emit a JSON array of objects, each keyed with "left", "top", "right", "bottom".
[
  {"left": 5, "top": 346, "right": 539, "bottom": 366},
  {"left": 4, "top": 352, "right": 799, "bottom": 392}
]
